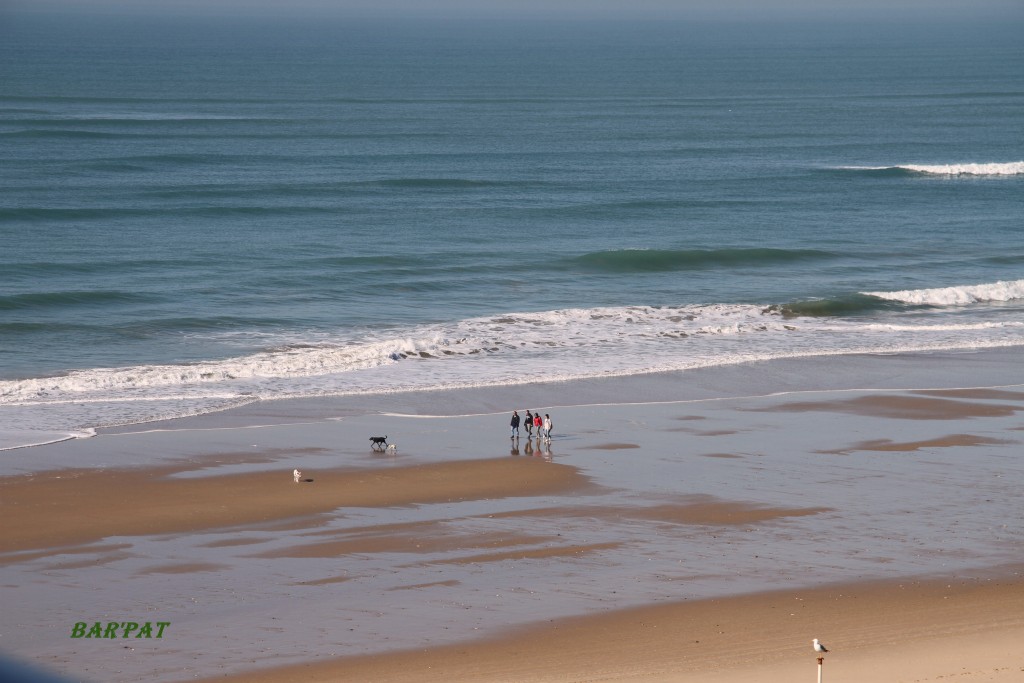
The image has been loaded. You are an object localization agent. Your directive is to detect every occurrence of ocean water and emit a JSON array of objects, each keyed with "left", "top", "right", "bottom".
[{"left": 1, "top": 13, "right": 1023, "bottom": 450}]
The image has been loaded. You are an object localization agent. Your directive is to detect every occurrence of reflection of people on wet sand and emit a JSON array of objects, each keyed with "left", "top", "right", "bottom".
[
  {"left": 523, "top": 438, "right": 533, "bottom": 456},
  {"left": 538, "top": 438, "right": 553, "bottom": 461},
  {"left": 510, "top": 441, "right": 520, "bottom": 456},
  {"left": 510, "top": 410, "right": 520, "bottom": 439}
]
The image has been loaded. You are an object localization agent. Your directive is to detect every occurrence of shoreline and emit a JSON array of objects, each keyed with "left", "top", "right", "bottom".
[
  {"left": 2, "top": 346, "right": 1021, "bottom": 459},
  {"left": 107, "top": 347, "right": 1024, "bottom": 431}
]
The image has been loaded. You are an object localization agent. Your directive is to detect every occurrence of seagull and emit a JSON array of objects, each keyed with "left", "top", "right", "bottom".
[{"left": 813, "top": 638, "right": 829, "bottom": 654}]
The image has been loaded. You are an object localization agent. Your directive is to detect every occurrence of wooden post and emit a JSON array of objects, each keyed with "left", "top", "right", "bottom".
[{"left": 817, "top": 656, "right": 824, "bottom": 683}]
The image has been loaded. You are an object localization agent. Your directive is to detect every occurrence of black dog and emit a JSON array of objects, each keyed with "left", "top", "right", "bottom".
[{"left": 369, "top": 436, "right": 388, "bottom": 451}]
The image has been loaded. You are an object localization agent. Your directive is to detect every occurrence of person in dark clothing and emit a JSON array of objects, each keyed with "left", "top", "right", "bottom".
[
  {"left": 510, "top": 410, "right": 520, "bottom": 439},
  {"left": 524, "top": 410, "right": 533, "bottom": 437}
]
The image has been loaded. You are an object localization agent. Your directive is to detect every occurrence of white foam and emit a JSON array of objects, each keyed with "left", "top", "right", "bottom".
[
  {"left": 899, "top": 161, "right": 1024, "bottom": 176},
  {"left": 2, "top": 298, "right": 1023, "bottom": 450},
  {"left": 0, "top": 428, "right": 93, "bottom": 452},
  {"left": 858, "top": 321, "right": 1024, "bottom": 332},
  {"left": 838, "top": 161, "right": 1024, "bottom": 176},
  {"left": 863, "top": 279, "right": 1024, "bottom": 306}
]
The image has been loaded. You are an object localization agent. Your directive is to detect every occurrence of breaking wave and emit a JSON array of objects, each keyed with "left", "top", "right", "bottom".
[
  {"left": 766, "top": 294, "right": 902, "bottom": 318},
  {"left": 898, "top": 162, "right": 1024, "bottom": 176},
  {"left": 5, "top": 294, "right": 1023, "bottom": 409},
  {"left": 863, "top": 279, "right": 1024, "bottom": 306},
  {"left": 3, "top": 291, "right": 1023, "bottom": 448},
  {"left": 840, "top": 161, "right": 1024, "bottom": 177},
  {"left": 773, "top": 280, "right": 1024, "bottom": 316}
]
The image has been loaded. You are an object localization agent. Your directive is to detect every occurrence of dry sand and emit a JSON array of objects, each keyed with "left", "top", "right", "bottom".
[{"left": 191, "top": 573, "right": 1024, "bottom": 683}]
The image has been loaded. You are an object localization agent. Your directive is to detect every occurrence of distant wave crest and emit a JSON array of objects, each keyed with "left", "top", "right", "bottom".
[
  {"left": 899, "top": 162, "right": 1024, "bottom": 176},
  {"left": 863, "top": 279, "right": 1024, "bottom": 306},
  {"left": 573, "top": 248, "right": 835, "bottom": 273},
  {"left": 840, "top": 161, "right": 1024, "bottom": 177}
]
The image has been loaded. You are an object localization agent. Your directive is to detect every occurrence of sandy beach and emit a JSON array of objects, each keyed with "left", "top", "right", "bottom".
[
  {"left": 2, "top": 352, "right": 1024, "bottom": 682},
  {"left": 192, "top": 574, "right": 1024, "bottom": 683}
]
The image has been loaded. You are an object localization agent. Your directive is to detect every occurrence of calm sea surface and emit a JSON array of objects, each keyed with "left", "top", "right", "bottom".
[{"left": 1, "top": 13, "right": 1023, "bottom": 448}]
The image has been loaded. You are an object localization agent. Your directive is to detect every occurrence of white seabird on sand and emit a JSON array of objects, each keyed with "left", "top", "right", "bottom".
[{"left": 813, "top": 638, "right": 829, "bottom": 654}]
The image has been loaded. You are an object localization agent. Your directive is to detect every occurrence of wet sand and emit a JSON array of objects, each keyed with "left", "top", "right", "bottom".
[
  {"left": 0, "top": 458, "right": 593, "bottom": 554},
  {"left": 2, "top": 351, "right": 1023, "bottom": 683}
]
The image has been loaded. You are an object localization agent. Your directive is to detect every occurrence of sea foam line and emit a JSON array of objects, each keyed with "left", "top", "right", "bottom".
[{"left": 3, "top": 294, "right": 1023, "bottom": 405}]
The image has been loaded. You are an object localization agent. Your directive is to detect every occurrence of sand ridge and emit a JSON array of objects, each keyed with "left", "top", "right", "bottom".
[{"left": 0, "top": 457, "right": 595, "bottom": 554}]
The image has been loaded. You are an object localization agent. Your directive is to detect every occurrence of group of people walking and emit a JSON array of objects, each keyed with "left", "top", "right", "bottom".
[{"left": 510, "top": 410, "right": 552, "bottom": 440}]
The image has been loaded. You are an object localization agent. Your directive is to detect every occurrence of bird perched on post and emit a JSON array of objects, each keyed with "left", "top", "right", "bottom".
[{"left": 813, "top": 638, "right": 829, "bottom": 654}]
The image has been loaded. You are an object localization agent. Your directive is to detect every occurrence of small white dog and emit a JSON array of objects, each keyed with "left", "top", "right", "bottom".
[
  {"left": 293, "top": 468, "right": 302, "bottom": 483},
  {"left": 386, "top": 443, "right": 397, "bottom": 453}
]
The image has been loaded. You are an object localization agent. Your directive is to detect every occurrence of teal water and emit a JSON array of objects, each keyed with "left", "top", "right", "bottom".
[{"left": 1, "top": 13, "right": 1023, "bottom": 447}]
